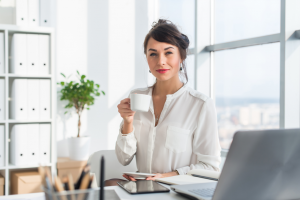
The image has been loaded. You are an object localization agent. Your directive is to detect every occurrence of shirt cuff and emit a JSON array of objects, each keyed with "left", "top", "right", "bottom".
[
  {"left": 176, "top": 166, "right": 191, "bottom": 175},
  {"left": 120, "top": 124, "right": 135, "bottom": 138}
]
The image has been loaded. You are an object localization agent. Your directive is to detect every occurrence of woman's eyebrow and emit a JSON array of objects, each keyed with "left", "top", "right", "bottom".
[
  {"left": 148, "top": 47, "right": 174, "bottom": 52},
  {"left": 164, "top": 47, "right": 174, "bottom": 50}
]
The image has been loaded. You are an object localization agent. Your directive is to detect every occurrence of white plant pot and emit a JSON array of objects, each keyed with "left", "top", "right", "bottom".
[{"left": 68, "top": 136, "right": 91, "bottom": 161}]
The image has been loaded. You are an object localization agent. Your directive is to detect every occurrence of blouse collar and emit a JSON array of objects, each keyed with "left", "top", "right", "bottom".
[{"left": 147, "top": 83, "right": 187, "bottom": 100}]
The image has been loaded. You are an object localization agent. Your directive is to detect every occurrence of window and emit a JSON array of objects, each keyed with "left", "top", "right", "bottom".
[
  {"left": 215, "top": 0, "right": 280, "bottom": 43},
  {"left": 214, "top": 43, "right": 280, "bottom": 149}
]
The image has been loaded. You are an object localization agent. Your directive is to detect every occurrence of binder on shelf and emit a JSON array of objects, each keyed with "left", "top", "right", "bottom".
[
  {"left": 11, "top": 34, "right": 27, "bottom": 74},
  {"left": 39, "top": 79, "right": 50, "bottom": 119},
  {"left": 0, "top": 32, "right": 4, "bottom": 74},
  {"left": 10, "top": 124, "right": 28, "bottom": 165},
  {"left": 38, "top": 35, "right": 50, "bottom": 75},
  {"left": 28, "top": 0, "right": 39, "bottom": 27},
  {"left": 0, "top": 125, "right": 4, "bottom": 167},
  {"left": 39, "top": 0, "right": 51, "bottom": 27},
  {"left": 14, "top": 0, "right": 28, "bottom": 26},
  {"left": 11, "top": 79, "right": 28, "bottom": 120},
  {"left": 39, "top": 124, "right": 50, "bottom": 164},
  {"left": 0, "top": 79, "right": 4, "bottom": 120},
  {"left": 27, "top": 124, "right": 39, "bottom": 164},
  {"left": 27, "top": 79, "right": 40, "bottom": 119},
  {"left": 27, "top": 34, "right": 39, "bottom": 75}
]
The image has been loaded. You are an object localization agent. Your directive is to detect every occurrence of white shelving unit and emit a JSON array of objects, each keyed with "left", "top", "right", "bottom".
[{"left": 0, "top": 24, "right": 56, "bottom": 196}]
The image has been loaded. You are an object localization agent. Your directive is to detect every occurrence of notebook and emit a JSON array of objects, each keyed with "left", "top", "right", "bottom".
[{"left": 155, "top": 169, "right": 220, "bottom": 185}]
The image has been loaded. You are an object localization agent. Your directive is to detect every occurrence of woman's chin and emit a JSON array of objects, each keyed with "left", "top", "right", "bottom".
[{"left": 154, "top": 75, "right": 176, "bottom": 82}]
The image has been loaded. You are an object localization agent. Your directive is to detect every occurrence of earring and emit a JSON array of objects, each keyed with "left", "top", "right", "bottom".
[
  {"left": 180, "top": 67, "right": 183, "bottom": 71},
  {"left": 149, "top": 70, "right": 151, "bottom": 73}
]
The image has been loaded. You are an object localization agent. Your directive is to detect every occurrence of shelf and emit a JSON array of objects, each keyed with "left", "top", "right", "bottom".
[
  {"left": 8, "top": 163, "right": 52, "bottom": 169},
  {"left": 0, "top": 24, "right": 54, "bottom": 34},
  {"left": 8, "top": 74, "right": 52, "bottom": 78},
  {"left": 8, "top": 119, "right": 52, "bottom": 123},
  {"left": 1, "top": 21, "right": 56, "bottom": 196}
]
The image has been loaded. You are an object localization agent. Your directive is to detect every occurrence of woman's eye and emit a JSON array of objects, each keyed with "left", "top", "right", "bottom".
[
  {"left": 166, "top": 51, "right": 173, "bottom": 55},
  {"left": 150, "top": 53, "right": 156, "bottom": 56}
]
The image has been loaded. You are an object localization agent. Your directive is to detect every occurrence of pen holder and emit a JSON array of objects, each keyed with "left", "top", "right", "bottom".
[{"left": 43, "top": 186, "right": 99, "bottom": 200}]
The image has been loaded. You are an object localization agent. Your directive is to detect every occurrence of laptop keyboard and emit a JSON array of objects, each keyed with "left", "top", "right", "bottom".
[{"left": 188, "top": 188, "right": 215, "bottom": 198}]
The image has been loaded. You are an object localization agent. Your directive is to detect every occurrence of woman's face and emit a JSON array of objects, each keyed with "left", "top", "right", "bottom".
[{"left": 146, "top": 37, "right": 182, "bottom": 82}]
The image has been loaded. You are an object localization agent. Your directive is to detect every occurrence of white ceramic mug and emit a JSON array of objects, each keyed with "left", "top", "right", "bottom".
[{"left": 130, "top": 93, "right": 151, "bottom": 112}]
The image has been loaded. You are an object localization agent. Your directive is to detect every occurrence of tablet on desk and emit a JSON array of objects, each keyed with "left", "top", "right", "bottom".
[
  {"left": 117, "top": 180, "right": 170, "bottom": 194},
  {"left": 123, "top": 172, "right": 156, "bottom": 179}
]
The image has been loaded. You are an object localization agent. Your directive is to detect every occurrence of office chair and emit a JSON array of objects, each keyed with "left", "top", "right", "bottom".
[{"left": 87, "top": 150, "right": 137, "bottom": 186}]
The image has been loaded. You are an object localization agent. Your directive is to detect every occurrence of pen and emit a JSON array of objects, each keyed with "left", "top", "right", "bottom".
[
  {"left": 191, "top": 174, "right": 218, "bottom": 181},
  {"left": 68, "top": 174, "right": 76, "bottom": 200}
]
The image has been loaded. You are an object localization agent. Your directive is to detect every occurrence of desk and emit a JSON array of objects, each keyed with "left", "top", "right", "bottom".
[{"left": 0, "top": 184, "right": 188, "bottom": 200}]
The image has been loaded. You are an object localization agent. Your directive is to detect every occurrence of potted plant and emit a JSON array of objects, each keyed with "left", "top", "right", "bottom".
[{"left": 57, "top": 71, "right": 105, "bottom": 160}]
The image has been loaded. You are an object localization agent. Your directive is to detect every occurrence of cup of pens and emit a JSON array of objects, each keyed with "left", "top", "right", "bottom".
[{"left": 39, "top": 165, "right": 98, "bottom": 200}]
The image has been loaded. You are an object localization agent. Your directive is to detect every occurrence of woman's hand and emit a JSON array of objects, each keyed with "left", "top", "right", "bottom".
[
  {"left": 117, "top": 98, "right": 136, "bottom": 124},
  {"left": 123, "top": 174, "right": 137, "bottom": 181},
  {"left": 145, "top": 173, "right": 164, "bottom": 181},
  {"left": 146, "top": 171, "right": 179, "bottom": 181}
]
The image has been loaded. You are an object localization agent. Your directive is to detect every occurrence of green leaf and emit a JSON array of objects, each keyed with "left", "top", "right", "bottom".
[
  {"left": 64, "top": 111, "right": 68, "bottom": 114},
  {"left": 101, "top": 91, "right": 105, "bottom": 95},
  {"left": 77, "top": 70, "right": 80, "bottom": 75},
  {"left": 96, "top": 84, "right": 100, "bottom": 88},
  {"left": 86, "top": 107, "right": 90, "bottom": 110},
  {"left": 60, "top": 82, "right": 65, "bottom": 86},
  {"left": 81, "top": 75, "right": 86, "bottom": 80},
  {"left": 61, "top": 73, "right": 66, "bottom": 78}
]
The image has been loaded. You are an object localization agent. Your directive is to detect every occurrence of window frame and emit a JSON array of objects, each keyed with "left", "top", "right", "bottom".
[{"left": 190, "top": 0, "right": 300, "bottom": 155}]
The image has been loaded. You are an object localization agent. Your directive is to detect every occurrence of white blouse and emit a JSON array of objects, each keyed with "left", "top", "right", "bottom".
[{"left": 115, "top": 84, "right": 221, "bottom": 175}]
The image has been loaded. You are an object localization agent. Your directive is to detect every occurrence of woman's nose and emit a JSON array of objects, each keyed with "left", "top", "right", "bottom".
[{"left": 157, "top": 54, "right": 166, "bottom": 66}]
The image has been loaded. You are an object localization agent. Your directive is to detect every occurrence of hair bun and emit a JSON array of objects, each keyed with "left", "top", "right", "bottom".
[{"left": 181, "top": 34, "right": 190, "bottom": 46}]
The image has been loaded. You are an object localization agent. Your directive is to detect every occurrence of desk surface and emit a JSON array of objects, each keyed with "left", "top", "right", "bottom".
[{"left": 0, "top": 184, "right": 188, "bottom": 200}]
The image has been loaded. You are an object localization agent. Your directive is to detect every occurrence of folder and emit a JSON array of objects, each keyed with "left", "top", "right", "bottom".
[
  {"left": 39, "top": 124, "right": 50, "bottom": 164},
  {"left": 0, "top": 79, "right": 4, "bottom": 120},
  {"left": 0, "top": 125, "right": 4, "bottom": 167},
  {"left": 27, "top": 79, "right": 40, "bottom": 119},
  {"left": 27, "top": 34, "right": 39, "bottom": 75},
  {"left": 28, "top": 0, "right": 39, "bottom": 27},
  {"left": 39, "top": 0, "right": 51, "bottom": 27},
  {"left": 0, "top": 32, "right": 4, "bottom": 74},
  {"left": 10, "top": 124, "right": 28, "bottom": 165},
  {"left": 11, "top": 79, "right": 28, "bottom": 120},
  {"left": 38, "top": 35, "right": 50, "bottom": 75},
  {"left": 27, "top": 124, "right": 39, "bottom": 164},
  {"left": 15, "top": 0, "right": 28, "bottom": 26},
  {"left": 39, "top": 79, "right": 50, "bottom": 119},
  {"left": 11, "top": 34, "right": 27, "bottom": 74}
]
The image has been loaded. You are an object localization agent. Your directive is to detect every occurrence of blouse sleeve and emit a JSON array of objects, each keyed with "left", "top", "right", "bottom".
[
  {"left": 115, "top": 120, "right": 138, "bottom": 166},
  {"left": 176, "top": 98, "right": 221, "bottom": 175}
]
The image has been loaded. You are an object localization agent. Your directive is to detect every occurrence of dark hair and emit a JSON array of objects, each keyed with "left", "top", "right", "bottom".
[{"left": 143, "top": 19, "right": 190, "bottom": 84}]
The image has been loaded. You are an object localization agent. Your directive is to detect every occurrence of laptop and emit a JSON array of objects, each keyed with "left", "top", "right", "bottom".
[{"left": 171, "top": 129, "right": 300, "bottom": 200}]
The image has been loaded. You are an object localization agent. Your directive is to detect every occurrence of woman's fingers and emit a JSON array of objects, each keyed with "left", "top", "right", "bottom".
[
  {"left": 118, "top": 108, "right": 134, "bottom": 113},
  {"left": 122, "top": 174, "right": 136, "bottom": 181},
  {"left": 118, "top": 104, "right": 131, "bottom": 109},
  {"left": 123, "top": 174, "right": 131, "bottom": 181},
  {"left": 120, "top": 98, "right": 130, "bottom": 104}
]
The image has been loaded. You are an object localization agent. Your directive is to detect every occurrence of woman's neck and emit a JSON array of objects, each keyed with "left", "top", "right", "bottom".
[{"left": 153, "top": 76, "right": 184, "bottom": 96}]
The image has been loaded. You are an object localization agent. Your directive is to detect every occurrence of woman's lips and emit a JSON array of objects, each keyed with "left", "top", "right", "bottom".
[{"left": 156, "top": 69, "right": 169, "bottom": 74}]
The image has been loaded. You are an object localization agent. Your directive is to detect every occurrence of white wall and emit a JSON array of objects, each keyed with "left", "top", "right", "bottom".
[{"left": 54, "top": 0, "right": 150, "bottom": 156}]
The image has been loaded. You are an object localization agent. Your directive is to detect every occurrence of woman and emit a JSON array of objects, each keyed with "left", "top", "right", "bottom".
[{"left": 113, "top": 19, "right": 221, "bottom": 184}]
